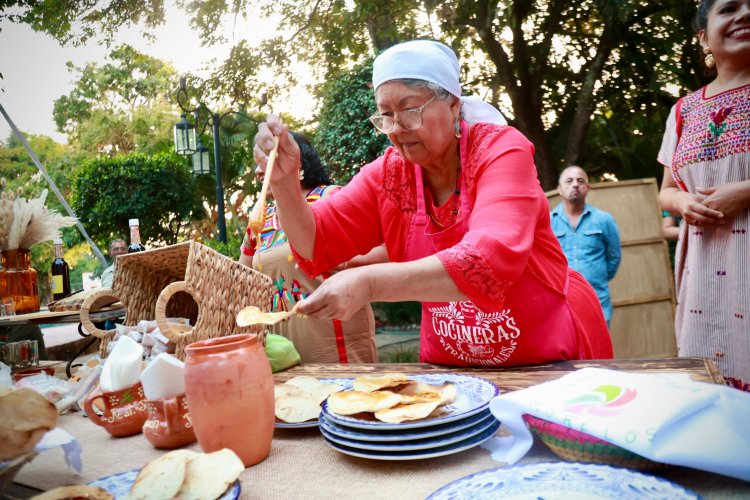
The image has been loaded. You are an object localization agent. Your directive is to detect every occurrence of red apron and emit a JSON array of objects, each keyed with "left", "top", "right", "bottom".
[{"left": 405, "top": 120, "right": 583, "bottom": 366}]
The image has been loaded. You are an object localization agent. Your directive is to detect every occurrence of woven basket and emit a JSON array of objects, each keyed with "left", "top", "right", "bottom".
[
  {"left": 523, "top": 414, "right": 667, "bottom": 471},
  {"left": 80, "top": 242, "right": 273, "bottom": 360}
]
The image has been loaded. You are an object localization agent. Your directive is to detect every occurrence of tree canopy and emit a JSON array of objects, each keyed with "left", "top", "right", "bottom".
[
  {"left": 315, "top": 61, "right": 390, "bottom": 184},
  {"left": 52, "top": 44, "right": 182, "bottom": 155},
  {"left": 4, "top": 0, "right": 712, "bottom": 190},
  {"left": 71, "top": 152, "right": 204, "bottom": 249}
]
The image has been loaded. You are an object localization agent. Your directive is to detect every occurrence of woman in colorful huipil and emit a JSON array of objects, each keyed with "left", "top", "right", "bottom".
[
  {"left": 253, "top": 41, "right": 612, "bottom": 367},
  {"left": 240, "top": 132, "right": 377, "bottom": 363},
  {"left": 658, "top": 0, "right": 750, "bottom": 391}
]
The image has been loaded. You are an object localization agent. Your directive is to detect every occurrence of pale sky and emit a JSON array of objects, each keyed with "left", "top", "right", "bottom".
[{"left": 0, "top": 2, "right": 311, "bottom": 144}]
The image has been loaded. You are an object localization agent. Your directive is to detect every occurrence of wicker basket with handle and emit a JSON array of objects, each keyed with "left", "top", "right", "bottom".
[{"left": 80, "top": 241, "right": 273, "bottom": 360}]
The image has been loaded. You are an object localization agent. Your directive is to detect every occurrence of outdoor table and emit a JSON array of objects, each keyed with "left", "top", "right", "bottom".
[
  {"left": 0, "top": 306, "right": 125, "bottom": 328},
  {"left": 0, "top": 306, "right": 125, "bottom": 377},
  {"left": 15, "top": 358, "right": 750, "bottom": 498}
]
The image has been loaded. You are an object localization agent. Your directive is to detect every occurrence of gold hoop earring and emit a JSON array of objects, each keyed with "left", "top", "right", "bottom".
[{"left": 703, "top": 46, "right": 715, "bottom": 68}]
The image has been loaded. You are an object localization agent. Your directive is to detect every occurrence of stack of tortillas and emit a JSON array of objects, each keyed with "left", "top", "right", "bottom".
[{"left": 327, "top": 373, "right": 456, "bottom": 424}]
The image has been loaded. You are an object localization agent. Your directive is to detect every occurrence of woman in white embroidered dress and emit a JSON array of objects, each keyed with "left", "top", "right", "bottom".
[{"left": 658, "top": 0, "right": 750, "bottom": 391}]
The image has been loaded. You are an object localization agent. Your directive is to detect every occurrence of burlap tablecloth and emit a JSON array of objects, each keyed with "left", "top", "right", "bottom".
[{"left": 15, "top": 412, "right": 750, "bottom": 499}]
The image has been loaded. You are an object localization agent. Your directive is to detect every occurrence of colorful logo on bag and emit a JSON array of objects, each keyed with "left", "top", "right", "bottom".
[{"left": 564, "top": 385, "right": 637, "bottom": 417}]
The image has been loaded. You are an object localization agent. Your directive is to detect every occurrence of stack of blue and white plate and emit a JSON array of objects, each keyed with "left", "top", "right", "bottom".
[{"left": 319, "top": 373, "right": 500, "bottom": 460}]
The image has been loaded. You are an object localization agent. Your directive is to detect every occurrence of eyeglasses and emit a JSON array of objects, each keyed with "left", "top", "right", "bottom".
[{"left": 369, "top": 95, "right": 437, "bottom": 134}]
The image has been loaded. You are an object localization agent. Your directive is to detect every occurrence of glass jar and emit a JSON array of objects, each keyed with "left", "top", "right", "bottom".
[{"left": 0, "top": 248, "right": 40, "bottom": 314}]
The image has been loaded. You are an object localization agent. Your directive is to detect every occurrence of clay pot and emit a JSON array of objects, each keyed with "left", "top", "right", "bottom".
[
  {"left": 142, "top": 393, "right": 197, "bottom": 449},
  {"left": 184, "top": 334, "right": 274, "bottom": 467},
  {"left": 83, "top": 381, "right": 149, "bottom": 437}
]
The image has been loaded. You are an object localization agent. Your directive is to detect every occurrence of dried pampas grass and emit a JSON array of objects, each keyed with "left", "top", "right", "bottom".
[{"left": 0, "top": 184, "right": 77, "bottom": 251}]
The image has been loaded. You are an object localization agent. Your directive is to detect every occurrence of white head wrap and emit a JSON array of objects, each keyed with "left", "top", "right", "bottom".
[{"left": 372, "top": 40, "right": 507, "bottom": 126}]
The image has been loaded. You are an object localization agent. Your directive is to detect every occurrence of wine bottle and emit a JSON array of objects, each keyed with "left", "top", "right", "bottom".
[
  {"left": 50, "top": 238, "right": 71, "bottom": 301},
  {"left": 128, "top": 218, "right": 146, "bottom": 253}
]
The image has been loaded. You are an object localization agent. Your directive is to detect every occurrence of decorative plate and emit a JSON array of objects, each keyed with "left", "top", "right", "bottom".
[
  {"left": 322, "top": 419, "right": 500, "bottom": 461},
  {"left": 88, "top": 470, "right": 241, "bottom": 500},
  {"left": 321, "top": 373, "right": 499, "bottom": 430},
  {"left": 426, "top": 462, "right": 700, "bottom": 500},
  {"left": 274, "top": 378, "right": 351, "bottom": 429},
  {"left": 320, "top": 413, "right": 498, "bottom": 452},
  {"left": 319, "top": 409, "right": 493, "bottom": 442}
]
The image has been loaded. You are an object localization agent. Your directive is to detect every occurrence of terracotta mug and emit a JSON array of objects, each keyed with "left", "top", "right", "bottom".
[
  {"left": 84, "top": 381, "right": 149, "bottom": 437},
  {"left": 184, "top": 334, "right": 274, "bottom": 467},
  {"left": 142, "top": 393, "right": 197, "bottom": 449}
]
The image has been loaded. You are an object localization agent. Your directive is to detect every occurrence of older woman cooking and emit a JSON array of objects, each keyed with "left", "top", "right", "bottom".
[{"left": 253, "top": 40, "right": 612, "bottom": 367}]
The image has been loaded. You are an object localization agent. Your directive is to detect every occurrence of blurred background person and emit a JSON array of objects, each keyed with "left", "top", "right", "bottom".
[
  {"left": 658, "top": 0, "right": 750, "bottom": 391},
  {"left": 240, "top": 132, "right": 377, "bottom": 363},
  {"left": 551, "top": 166, "right": 621, "bottom": 327},
  {"left": 100, "top": 238, "right": 127, "bottom": 289}
]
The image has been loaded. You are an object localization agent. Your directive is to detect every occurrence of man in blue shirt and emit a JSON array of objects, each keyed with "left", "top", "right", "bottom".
[{"left": 551, "top": 166, "right": 621, "bottom": 327}]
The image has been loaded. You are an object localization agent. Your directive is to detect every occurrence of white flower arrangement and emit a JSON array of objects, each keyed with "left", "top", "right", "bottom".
[{"left": 0, "top": 181, "right": 77, "bottom": 251}]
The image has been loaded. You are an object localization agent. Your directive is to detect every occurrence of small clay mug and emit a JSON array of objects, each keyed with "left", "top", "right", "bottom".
[
  {"left": 84, "top": 381, "right": 148, "bottom": 437},
  {"left": 142, "top": 393, "right": 197, "bottom": 449}
]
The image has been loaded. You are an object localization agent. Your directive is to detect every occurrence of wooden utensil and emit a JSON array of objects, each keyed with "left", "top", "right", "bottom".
[
  {"left": 248, "top": 135, "right": 280, "bottom": 235},
  {"left": 236, "top": 303, "right": 300, "bottom": 327}
]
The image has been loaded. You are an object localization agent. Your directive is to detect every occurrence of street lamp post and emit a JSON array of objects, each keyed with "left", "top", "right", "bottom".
[{"left": 174, "top": 77, "right": 228, "bottom": 243}]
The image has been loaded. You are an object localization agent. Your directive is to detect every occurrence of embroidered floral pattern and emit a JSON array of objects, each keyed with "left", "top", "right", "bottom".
[
  {"left": 725, "top": 376, "right": 750, "bottom": 393},
  {"left": 441, "top": 241, "right": 512, "bottom": 307},
  {"left": 269, "top": 274, "right": 310, "bottom": 311},
  {"left": 381, "top": 122, "right": 505, "bottom": 218},
  {"left": 382, "top": 147, "right": 417, "bottom": 213},
  {"left": 672, "top": 86, "right": 750, "bottom": 169},
  {"left": 259, "top": 186, "right": 330, "bottom": 252},
  {"left": 709, "top": 106, "right": 732, "bottom": 138}
]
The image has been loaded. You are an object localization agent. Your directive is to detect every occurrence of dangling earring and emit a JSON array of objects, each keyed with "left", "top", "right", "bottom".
[
  {"left": 298, "top": 169, "right": 305, "bottom": 181},
  {"left": 703, "top": 46, "right": 715, "bottom": 68},
  {"left": 453, "top": 117, "right": 462, "bottom": 139}
]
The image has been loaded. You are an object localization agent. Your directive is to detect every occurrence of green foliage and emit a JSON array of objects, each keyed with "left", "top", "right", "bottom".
[
  {"left": 0, "top": 133, "right": 70, "bottom": 204},
  {"left": 71, "top": 152, "right": 205, "bottom": 249},
  {"left": 315, "top": 62, "right": 390, "bottom": 184},
  {"left": 0, "top": 1, "right": 166, "bottom": 46},
  {"left": 52, "top": 44, "right": 183, "bottom": 155},
  {"left": 372, "top": 301, "right": 421, "bottom": 326},
  {"left": 6, "top": 0, "right": 714, "bottom": 189},
  {"left": 67, "top": 253, "right": 99, "bottom": 291},
  {"left": 380, "top": 344, "right": 420, "bottom": 363},
  {"left": 202, "top": 230, "right": 243, "bottom": 261}
]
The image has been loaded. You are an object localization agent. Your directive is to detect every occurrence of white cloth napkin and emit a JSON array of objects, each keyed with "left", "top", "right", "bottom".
[
  {"left": 99, "top": 336, "right": 142, "bottom": 392},
  {"left": 139, "top": 353, "right": 185, "bottom": 401},
  {"left": 485, "top": 368, "right": 750, "bottom": 481}
]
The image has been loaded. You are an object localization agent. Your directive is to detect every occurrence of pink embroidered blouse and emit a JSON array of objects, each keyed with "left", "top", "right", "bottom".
[{"left": 293, "top": 124, "right": 611, "bottom": 365}]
